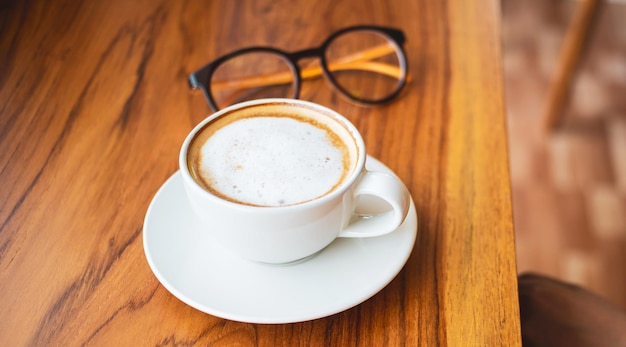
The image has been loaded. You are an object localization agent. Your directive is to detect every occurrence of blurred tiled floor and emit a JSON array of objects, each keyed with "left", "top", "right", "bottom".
[{"left": 502, "top": 0, "right": 626, "bottom": 308}]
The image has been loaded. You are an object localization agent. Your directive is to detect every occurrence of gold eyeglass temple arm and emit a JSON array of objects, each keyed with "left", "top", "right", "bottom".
[{"left": 209, "top": 44, "right": 406, "bottom": 91}]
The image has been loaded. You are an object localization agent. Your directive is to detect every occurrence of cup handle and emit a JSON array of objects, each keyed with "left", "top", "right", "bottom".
[{"left": 338, "top": 171, "right": 411, "bottom": 238}]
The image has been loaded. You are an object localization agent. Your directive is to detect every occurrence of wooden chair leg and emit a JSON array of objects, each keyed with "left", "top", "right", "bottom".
[{"left": 543, "top": 0, "right": 602, "bottom": 131}]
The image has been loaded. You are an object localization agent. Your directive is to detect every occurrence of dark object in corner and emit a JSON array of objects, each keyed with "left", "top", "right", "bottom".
[{"left": 518, "top": 273, "right": 626, "bottom": 347}]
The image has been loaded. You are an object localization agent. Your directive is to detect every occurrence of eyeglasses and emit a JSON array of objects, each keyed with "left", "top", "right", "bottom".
[{"left": 189, "top": 25, "right": 408, "bottom": 112}]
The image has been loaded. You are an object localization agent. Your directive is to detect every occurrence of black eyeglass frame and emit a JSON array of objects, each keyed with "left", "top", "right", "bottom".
[{"left": 188, "top": 25, "right": 408, "bottom": 112}]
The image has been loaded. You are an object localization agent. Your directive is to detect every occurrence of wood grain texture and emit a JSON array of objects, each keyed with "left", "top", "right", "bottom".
[{"left": 0, "top": 0, "right": 521, "bottom": 345}]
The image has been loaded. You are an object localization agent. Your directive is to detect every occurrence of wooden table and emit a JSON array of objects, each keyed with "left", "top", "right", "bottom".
[{"left": 0, "top": 0, "right": 521, "bottom": 345}]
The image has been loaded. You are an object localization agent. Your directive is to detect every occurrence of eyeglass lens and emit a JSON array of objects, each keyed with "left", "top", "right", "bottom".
[
  {"left": 324, "top": 30, "right": 404, "bottom": 103},
  {"left": 208, "top": 29, "right": 404, "bottom": 110}
]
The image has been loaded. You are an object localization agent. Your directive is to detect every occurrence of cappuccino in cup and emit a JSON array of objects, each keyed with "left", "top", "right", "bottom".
[
  {"left": 180, "top": 99, "right": 410, "bottom": 264},
  {"left": 186, "top": 102, "right": 358, "bottom": 207}
]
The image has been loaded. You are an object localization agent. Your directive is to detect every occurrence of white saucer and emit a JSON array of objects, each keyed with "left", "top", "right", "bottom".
[{"left": 143, "top": 156, "right": 418, "bottom": 324}]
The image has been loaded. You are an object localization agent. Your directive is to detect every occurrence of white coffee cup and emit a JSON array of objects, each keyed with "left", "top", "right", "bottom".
[{"left": 180, "top": 98, "right": 410, "bottom": 264}]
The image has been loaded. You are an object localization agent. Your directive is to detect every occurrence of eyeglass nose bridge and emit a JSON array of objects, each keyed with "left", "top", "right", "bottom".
[
  {"left": 270, "top": 46, "right": 326, "bottom": 101},
  {"left": 285, "top": 46, "right": 335, "bottom": 99},
  {"left": 288, "top": 47, "right": 326, "bottom": 61}
]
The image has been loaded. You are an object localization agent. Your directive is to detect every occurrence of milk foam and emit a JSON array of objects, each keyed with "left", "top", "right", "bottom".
[{"left": 197, "top": 116, "right": 350, "bottom": 206}]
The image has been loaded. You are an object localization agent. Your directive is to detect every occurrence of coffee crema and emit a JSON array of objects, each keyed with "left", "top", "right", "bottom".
[{"left": 187, "top": 103, "right": 357, "bottom": 207}]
